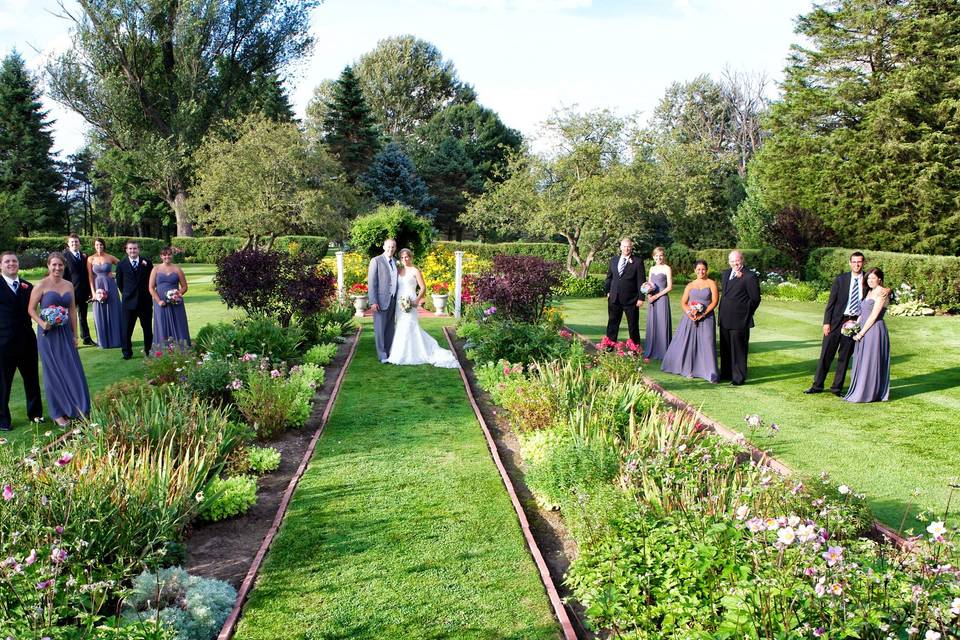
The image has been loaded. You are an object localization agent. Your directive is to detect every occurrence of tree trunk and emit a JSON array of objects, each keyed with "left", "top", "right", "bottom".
[{"left": 171, "top": 187, "right": 194, "bottom": 237}]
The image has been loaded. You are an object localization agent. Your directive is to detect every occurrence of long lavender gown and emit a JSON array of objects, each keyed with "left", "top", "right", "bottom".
[
  {"left": 643, "top": 272, "right": 672, "bottom": 360},
  {"left": 844, "top": 298, "right": 890, "bottom": 402},
  {"left": 152, "top": 271, "right": 191, "bottom": 349},
  {"left": 37, "top": 291, "right": 90, "bottom": 419},
  {"left": 92, "top": 263, "right": 123, "bottom": 348},
  {"left": 660, "top": 287, "right": 718, "bottom": 383}
]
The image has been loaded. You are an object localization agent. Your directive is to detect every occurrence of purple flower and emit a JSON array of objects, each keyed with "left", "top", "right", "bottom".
[
  {"left": 55, "top": 525, "right": 64, "bottom": 535},
  {"left": 270, "top": 369, "right": 282, "bottom": 378},
  {"left": 822, "top": 546, "right": 844, "bottom": 567},
  {"left": 1, "top": 485, "right": 13, "bottom": 501},
  {"left": 25, "top": 549, "right": 37, "bottom": 566},
  {"left": 36, "top": 579, "right": 54, "bottom": 590},
  {"left": 56, "top": 452, "right": 74, "bottom": 467},
  {"left": 50, "top": 548, "right": 67, "bottom": 564}
]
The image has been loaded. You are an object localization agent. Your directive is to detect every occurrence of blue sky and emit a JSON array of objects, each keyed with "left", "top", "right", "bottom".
[{"left": 1, "top": 0, "right": 815, "bottom": 155}]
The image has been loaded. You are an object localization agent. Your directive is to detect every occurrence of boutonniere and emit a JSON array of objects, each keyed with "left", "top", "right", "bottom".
[
  {"left": 627, "top": 258, "right": 633, "bottom": 265},
  {"left": 19, "top": 282, "right": 28, "bottom": 290}
]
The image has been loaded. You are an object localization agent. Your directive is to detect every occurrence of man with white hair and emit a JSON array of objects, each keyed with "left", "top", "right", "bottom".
[{"left": 717, "top": 250, "right": 761, "bottom": 385}]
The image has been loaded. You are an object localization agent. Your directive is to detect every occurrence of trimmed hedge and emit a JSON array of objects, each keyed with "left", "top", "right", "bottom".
[
  {"left": 806, "top": 247, "right": 960, "bottom": 310},
  {"left": 439, "top": 241, "right": 568, "bottom": 264},
  {"left": 15, "top": 235, "right": 327, "bottom": 264},
  {"left": 554, "top": 273, "right": 606, "bottom": 298},
  {"left": 667, "top": 244, "right": 792, "bottom": 279}
]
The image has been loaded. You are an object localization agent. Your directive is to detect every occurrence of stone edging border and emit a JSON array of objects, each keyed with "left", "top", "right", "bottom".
[
  {"left": 442, "top": 327, "right": 579, "bottom": 640},
  {"left": 566, "top": 327, "right": 912, "bottom": 550},
  {"left": 217, "top": 326, "right": 363, "bottom": 640}
]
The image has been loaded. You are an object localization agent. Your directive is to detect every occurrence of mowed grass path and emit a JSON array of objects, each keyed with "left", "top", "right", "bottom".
[
  {"left": 562, "top": 296, "right": 960, "bottom": 529},
  {"left": 5, "top": 264, "right": 235, "bottom": 449},
  {"left": 234, "top": 319, "right": 560, "bottom": 640}
]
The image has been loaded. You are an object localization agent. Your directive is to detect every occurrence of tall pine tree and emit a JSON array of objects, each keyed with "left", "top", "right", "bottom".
[
  {"left": 323, "top": 66, "right": 381, "bottom": 184},
  {"left": 0, "top": 51, "right": 63, "bottom": 234},
  {"left": 362, "top": 142, "right": 432, "bottom": 217}
]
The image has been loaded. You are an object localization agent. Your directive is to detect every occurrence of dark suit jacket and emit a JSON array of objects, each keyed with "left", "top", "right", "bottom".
[
  {"left": 718, "top": 268, "right": 761, "bottom": 330},
  {"left": 604, "top": 254, "right": 647, "bottom": 306},
  {"left": 822, "top": 272, "right": 866, "bottom": 331},
  {"left": 0, "top": 279, "right": 36, "bottom": 346},
  {"left": 63, "top": 250, "right": 90, "bottom": 300},
  {"left": 116, "top": 257, "right": 153, "bottom": 311}
]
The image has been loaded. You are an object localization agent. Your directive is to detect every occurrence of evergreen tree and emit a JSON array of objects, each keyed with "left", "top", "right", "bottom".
[
  {"left": 0, "top": 51, "right": 63, "bottom": 234},
  {"left": 361, "top": 142, "right": 432, "bottom": 217},
  {"left": 415, "top": 136, "right": 483, "bottom": 239},
  {"left": 752, "top": 0, "right": 960, "bottom": 254},
  {"left": 322, "top": 66, "right": 382, "bottom": 184}
]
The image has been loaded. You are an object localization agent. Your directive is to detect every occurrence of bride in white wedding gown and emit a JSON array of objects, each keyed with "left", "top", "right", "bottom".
[{"left": 386, "top": 249, "right": 460, "bottom": 368}]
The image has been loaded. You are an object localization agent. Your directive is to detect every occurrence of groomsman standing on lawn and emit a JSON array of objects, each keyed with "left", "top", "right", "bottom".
[
  {"left": 63, "top": 234, "right": 95, "bottom": 346},
  {"left": 805, "top": 251, "right": 866, "bottom": 396},
  {"left": 604, "top": 237, "right": 646, "bottom": 346},
  {"left": 718, "top": 250, "right": 761, "bottom": 386},
  {"left": 0, "top": 252, "right": 43, "bottom": 431},
  {"left": 116, "top": 240, "right": 154, "bottom": 360}
]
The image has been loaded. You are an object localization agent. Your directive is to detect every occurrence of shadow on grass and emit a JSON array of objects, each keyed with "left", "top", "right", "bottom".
[{"left": 889, "top": 365, "right": 960, "bottom": 399}]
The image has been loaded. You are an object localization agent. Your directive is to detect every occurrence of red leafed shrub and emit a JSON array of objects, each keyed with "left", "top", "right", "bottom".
[
  {"left": 215, "top": 249, "right": 336, "bottom": 326},
  {"left": 475, "top": 255, "right": 563, "bottom": 324}
]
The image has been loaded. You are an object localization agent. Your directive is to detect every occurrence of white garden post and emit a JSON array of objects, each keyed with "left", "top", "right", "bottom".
[
  {"left": 335, "top": 250, "right": 345, "bottom": 304},
  {"left": 454, "top": 250, "right": 464, "bottom": 319}
]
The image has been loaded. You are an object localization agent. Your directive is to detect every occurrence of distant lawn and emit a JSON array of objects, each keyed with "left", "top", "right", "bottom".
[
  {"left": 562, "top": 296, "right": 960, "bottom": 530},
  {"left": 5, "top": 264, "right": 235, "bottom": 449},
  {"left": 234, "top": 320, "right": 560, "bottom": 640}
]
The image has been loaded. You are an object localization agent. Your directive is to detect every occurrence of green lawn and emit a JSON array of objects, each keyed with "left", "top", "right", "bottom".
[
  {"left": 562, "top": 296, "right": 960, "bottom": 530},
  {"left": 4, "top": 264, "right": 235, "bottom": 449},
  {"left": 234, "top": 320, "right": 560, "bottom": 640}
]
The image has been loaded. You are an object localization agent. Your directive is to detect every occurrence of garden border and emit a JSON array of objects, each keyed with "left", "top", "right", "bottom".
[
  {"left": 442, "top": 326, "right": 579, "bottom": 640},
  {"left": 567, "top": 327, "right": 911, "bottom": 550},
  {"left": 217, "top": 326, "right": 363, "bottom": 640}
]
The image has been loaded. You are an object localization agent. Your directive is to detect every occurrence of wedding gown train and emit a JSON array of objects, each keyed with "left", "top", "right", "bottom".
[{"left": 387, "top": 269, "right": 460, "bottom": 368}]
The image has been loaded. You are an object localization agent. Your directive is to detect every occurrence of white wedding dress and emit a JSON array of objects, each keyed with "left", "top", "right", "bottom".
[{"left": 387, "top": 269, "right": 460, "bottom": 368}]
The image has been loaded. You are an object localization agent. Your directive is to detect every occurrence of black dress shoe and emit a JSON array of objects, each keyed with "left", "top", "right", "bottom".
[
  {"left": 803, "top": 388, "right": 822, "bottom": 394},
  {"left": 0, "top": 424, "right": 11, "bottom": 432},
  {"left": 122, "top": 353, "right": 132, "bottom": 360},
  {"left": 83, "top": 338, "right": 97, "bottom": 346},
  {"left": 831, "top": 390, "right": 843, "bottom": 397},
  {"left": 730, "top": 381, "right": 744, "bottom": 386}
]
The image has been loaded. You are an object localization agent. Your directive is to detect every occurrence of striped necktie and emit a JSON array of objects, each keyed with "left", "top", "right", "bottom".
[
  {"left": 849, "top": 275, "right": 861, "bottom": 316},
  {"left": 618, "top": 257, "right": 626, "bottom": 276}
]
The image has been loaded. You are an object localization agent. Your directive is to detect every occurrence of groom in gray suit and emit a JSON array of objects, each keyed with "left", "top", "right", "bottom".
[{"left": 367, "top": 238, "right": 398, "bottom": 363}]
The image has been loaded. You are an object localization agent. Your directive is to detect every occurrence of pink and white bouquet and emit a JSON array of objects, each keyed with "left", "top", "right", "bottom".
[
  {"left": 841, "top": 320, "right": 861, "bottom": 337},
  {"left": 93, "top": 288, "right": 108, "bottom": 303},
  {"left": 640, "top": 281, "right": 659, "bottom": 296},
  {"left": 398, "top": 295, "right": 415, "bottom": 313},
  {"left": 40, "top": 305, "right": 69, "bottom": 330},
  {"left": 687, "top": 302, "right": 705, "bottom": 319},
  {"left": 165, "top": 289, "right": 183, "bottom": 305}
]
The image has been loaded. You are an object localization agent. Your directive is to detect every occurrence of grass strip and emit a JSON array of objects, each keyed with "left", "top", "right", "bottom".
[
  {"left": 561, "top": 296, "right": 960, "bottom": 529},
  {"left": 233, "top": 318, "right": 560, "bottom": 640}
]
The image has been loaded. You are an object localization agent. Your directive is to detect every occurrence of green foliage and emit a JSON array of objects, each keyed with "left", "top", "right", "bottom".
[
  {"left": 553, "top": 274, "right": 606, "bottom": 298},
  {"left": 667, "top": 244, "right": 790, "bottom": 279},
  {"left": 198, "top": 475, "right": 258, "bottom": 522},
  {"left": 321, "top": 65, "right": 382, "bottom": 184},
  {"left": 143, "top": 343, "right": 197, "bottom": 385},
  {"left": 361, "top": 142, "right": 433, "bottom": 216},
  {"left": 461, "top": 319, "right": 568, "bottom": 366},
  {"left": 760, "top": 279, "right": 822, "bottom": 302},
  {"left": 235, "top": 370, "right": 308, "bottom": 439},
  {"left": 806, "top": 247, "right": 960, "bottom": 310},
  {"left": 349, "top": 204, "right": 434, "bottom": 258},
  {"left": 524, "top": 436, "right": 621, "bottom": 511},
  {"left": 0, "top": 51, "right": 63, "bottom": 234},
  {"left": 296, "top": 303, "right": 355, "bottom": 346},
  {"left": 121, "top": 567, "right": 236, "bottom": 640},
  {"left": 751, "top": 0, "right": 960, "bottom": 255},
  {"left": 195, "top": 316, "right": 304, "bottom": 363},
  {"left": 412, "top": 136, "right": 482, "bottom": 237},
  {"left": 185, "top": 356, "right": 237, "bottom": 407},
  {"left": 246, "top": 446, "right": 281, "bottom": 475},
  {"left": 438, "top": 241, "right": 568, "bottom": 263},
  {"left": 304, "top": 343, "right": 338, "bottom": 367}
]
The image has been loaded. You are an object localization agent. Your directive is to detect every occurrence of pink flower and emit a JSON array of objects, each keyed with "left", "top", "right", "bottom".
[
  {"left": 55, "top": 525, "right": 64, "bottom": 535},
  {"left": 1, "top": 485, "right": 13, "bottom": 501},
  {"left": 822, "top": 546, "right": 844, "bottom": 567},
  {"left": 50, "top": 548, "right": 67, "bottom": 564},
  {"left": 20, "top": 282, "right": 28, "bottom": 290},
  {"left": 56, "top": 452, "right": 74, "bottom": 467},
  {"left": 270, "top": 369, "right": 282, "bottom": 378},
  {"left": 829, "top": 582, "right": 843, "bottom": 596},
  {"left": 36, "top": 579, "right": 54, "bottom": 590},
  {"left": 24, "top": 549, "right": 37, "bottom": 566}
]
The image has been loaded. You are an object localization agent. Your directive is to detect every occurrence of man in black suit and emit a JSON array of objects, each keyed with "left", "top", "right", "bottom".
[
  {"left": 63, "top": 234, "right": 95, "bottom": 346},
  {"left": 603, "top": 237, "right": 646, "bottom": 345},
  {"left": 0, "top": 252, "right": 43, "bottom": 431},
  {"left": 116, "top": 240, "right": 154, "bottom": 360},
  {"left": 805, "top": 251, "right": 866, "bottom": 396},
  {"left": 718, "top": 250, "right": 761, "bottom": 385}
]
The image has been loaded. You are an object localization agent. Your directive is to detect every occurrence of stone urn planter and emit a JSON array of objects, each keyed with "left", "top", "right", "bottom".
[
  {"left": 431, "top": 294, "right": 448, "bottom": 316},
  {"left": 352, "top": 295, "right": 368, "bottom": 317}
]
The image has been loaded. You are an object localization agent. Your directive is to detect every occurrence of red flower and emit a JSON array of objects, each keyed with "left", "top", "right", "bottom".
[{"left": 19, "top": 282, "right": 28, "bottom": 290}]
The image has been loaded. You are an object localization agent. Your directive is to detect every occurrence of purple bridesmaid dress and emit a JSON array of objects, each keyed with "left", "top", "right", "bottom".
[
  {"left": 844, "top": 298, "right": 890, "bottom": 402},
  {"left": 152, "top": 270, "right": 191, "bottom": 350},
  {"left": 643, "top": 272, "right": 672, "bottom": 360},
  {"left": 92, "top": 262, "right": 123, "bottom": 348},
  {"left": 660, "top": 287, "right": 718, "bottom": 383},
  {"left": 37, "top": 291, "right": 90, "bottom": 419}
]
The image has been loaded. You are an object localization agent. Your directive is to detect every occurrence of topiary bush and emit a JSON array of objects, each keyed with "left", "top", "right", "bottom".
[
  {"left": 121, "top": 567, "right": 236, "bottom": 640},
  {"left": 349, "top": 204, "right": 434, "bottom": 258}
]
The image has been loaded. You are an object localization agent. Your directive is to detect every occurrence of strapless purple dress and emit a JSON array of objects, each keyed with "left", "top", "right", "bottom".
[
  {"left": 37, "top": 291, "right": 90, "bottom": 419},
  {"left": 92, "top": 262, "right": 123, "bottom": 348},
  {"left": 844, "top": 298, "right": 890, "bottom": 402},
  {"left": 660, "top": 287, "right": 718, "bottom": 383},
  {"left": 643, "top": 272, "right": 672, "bottom": 360},
  {"left": 152, "top": 270, "right": 191, "bottom": 350}
]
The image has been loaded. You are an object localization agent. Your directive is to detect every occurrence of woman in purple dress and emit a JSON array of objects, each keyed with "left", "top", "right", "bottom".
[
  {"left": 87, "top": 238, "right": 123, "bottom": 348},
  {"left": 844, "top": 268, "right": 891, "bottom": 403},
  {"left": 148, "top": 247, "right": 191, "bottom": 351},
  {"left": 660, "top": 260, "right": 719, "bottom": 383},
  {"left": 643, "top": 246, "right": 673, "bottom": 362},
  {"left": 28, "top": 253, "right": 90, "bottom": 426}
]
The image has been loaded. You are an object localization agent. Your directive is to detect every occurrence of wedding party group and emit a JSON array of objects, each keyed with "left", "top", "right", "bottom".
[
  {"left": 604, "top": 239, "right": 891, "bottom": 403},
  {"left": 0, "top": 235, "right": 192, "bottom": 432}
]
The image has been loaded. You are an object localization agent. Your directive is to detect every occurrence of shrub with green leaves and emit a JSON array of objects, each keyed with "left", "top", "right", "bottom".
[
  {"left": 198, "top": 475, "right": 258, "bottom": 522},
  {"left": 349, "top": 203, "right": 434, "bottom": 258},
  {"left": 144, "top": 343, "right": 197, "bottom": 385},
  {"left": 553, "top": 274, "right": 606, "bottom": 298},
  {"left": 121, "top": 567, "right": 236, "bottom": 640},
  {"left": 297, "top": 305, "right": 355, "bottom": 346},
  {"left": 234, "top": 368, "right": 314, "bottom": 439},
  {"left": 462, "top": 319, "right": 568, "bottom": 366},
  {"left": 247, "top": 446, "right": 281, "bottom": 474},
  {"left": 195, "top": 315, "right": 304, "bottom": 362},
  {"left": 304, "top": 343, "right": 337, "bottom": 367}
]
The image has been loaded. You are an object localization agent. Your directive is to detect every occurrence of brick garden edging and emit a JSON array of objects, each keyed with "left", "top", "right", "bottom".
[
  {"left": 217, "top": 326, "right": 363, "bottom": 640},
  {"left": 443, "top": 327, "right": 579, "bottom": 640}
]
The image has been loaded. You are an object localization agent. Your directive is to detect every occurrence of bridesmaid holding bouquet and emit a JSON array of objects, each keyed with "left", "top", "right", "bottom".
[
  {"left": 660, "top": 260, "right": 719, "bottom": 383},
  {"left": 149, "top": 247, "right": 191, "bottom": 350},
  {"left": 87, "top": 238, "right": 123, "bottom": 348},
  {"left": 28, "top": 253, "right": 90, "bottom": 426},
  {"left": 642, "top": 246, "right": 673, "bottom": 362},
  {"left": 844, "top": 268, "right": 891, "bottom": 403}
]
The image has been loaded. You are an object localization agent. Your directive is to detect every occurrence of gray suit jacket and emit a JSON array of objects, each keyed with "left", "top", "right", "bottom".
[{"left": 367, "top": 254, "right": 397, "bottom": 310}]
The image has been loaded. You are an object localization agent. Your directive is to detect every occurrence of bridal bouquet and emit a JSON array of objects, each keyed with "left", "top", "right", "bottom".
[
  {"left": 640, "top": 281, "right": 659, "bottom": 296},
  {"left": 40, "top": 305, "right": 69, "bottom": 330},
  {"left": 841, "top": 320, "right": 861, "bottom": 337},
  {"left": 687, "top": 302, "right": 705, "bottom": 319},
  {"left": 165, "top": 289, "right": 183, "bottom": 305},
  {"left": 93, "top": 288, "right": 107, "bottom": 303},
  {"left": 398, "top": 295, "right": 416, "bottom": 313}
]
